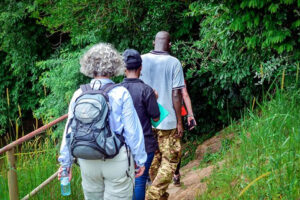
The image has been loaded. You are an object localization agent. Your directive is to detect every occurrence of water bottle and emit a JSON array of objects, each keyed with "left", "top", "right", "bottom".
[{"left": 60, "top": 167, "right": 71, "bottom": 196}]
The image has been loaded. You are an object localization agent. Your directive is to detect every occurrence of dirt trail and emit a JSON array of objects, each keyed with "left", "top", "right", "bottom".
[{"left": 167, "top": 133, "right": 234, "bottom": 200}]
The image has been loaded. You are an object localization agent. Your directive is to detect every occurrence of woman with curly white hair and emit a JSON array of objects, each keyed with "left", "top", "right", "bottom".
[{"left": 58, "top": 43, "right": 147, "bottom": 200}]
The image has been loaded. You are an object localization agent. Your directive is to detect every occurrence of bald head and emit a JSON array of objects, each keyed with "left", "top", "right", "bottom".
[
  {"left": 155, "top": 31, "right": 170, "bottom": 41},
  {"left": 153, "top": 31, "right": 171, "bottom": 52}
]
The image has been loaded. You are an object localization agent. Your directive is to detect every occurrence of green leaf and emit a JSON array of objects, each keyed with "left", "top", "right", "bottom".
[{"left": 268, "top": 4, "right": 279, "bottom": 13}]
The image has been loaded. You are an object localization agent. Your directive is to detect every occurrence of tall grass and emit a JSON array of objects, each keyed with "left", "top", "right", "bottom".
[
  {"left": 0, "top": 129, "right": 84, "bottom": 199},
  {"left": 197, "top": 88, "right": 300, "bottom": 199},
  {"left": 1, "top": 88, "right": 84, "bottom": 199}
]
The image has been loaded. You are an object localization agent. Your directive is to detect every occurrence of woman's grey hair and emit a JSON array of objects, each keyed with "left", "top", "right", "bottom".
[{"left": 80, "top": 43, "right": 125, "bottom": 78}]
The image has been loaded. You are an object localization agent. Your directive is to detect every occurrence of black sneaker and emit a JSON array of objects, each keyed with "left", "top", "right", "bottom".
[{"left": 173, "top": 175, "right": 180, "bottom": 186}]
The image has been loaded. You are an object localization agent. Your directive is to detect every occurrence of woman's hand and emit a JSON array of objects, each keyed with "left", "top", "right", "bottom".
[{"left": 58, "top": 166, "right": 72, "bottom": 181}]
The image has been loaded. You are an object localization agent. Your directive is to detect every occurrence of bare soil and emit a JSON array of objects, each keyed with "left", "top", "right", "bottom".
[{"left": 167, "top": 133, "right": 234, "bottom": 200}]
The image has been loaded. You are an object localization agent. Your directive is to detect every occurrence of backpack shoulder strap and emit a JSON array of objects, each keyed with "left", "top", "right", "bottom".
[
  {"left": 99, "top": 83, "right": 121, "bottom": 103},
  {"left": 101, "top": 83, "right": 120, "bottom": 93},
  {"left": 75, "top": 84, "right": 94, "bottom": 102},
  {"left": 80, "top": 84, "right": 92, "bottom": 92}
]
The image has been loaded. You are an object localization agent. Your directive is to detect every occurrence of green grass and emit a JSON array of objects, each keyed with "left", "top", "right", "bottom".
[
  {"left": 197, "top": 89, "right": 300, "bottom": 199},
  {"left": 0, "top": 137, "right": 84, "bottom": 200}
]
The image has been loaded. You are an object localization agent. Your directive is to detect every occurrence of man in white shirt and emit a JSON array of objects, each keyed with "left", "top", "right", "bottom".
[{"left": 140, "top": 31, "right": 185, "bottom": 200}]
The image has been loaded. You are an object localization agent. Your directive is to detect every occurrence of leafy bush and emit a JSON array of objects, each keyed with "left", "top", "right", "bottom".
[
  {"left": 227, "top": 0, "right": 299, "bottom": 54},
  {"left": 32, "top": 0, "right": 191, "bottom": 51},
  {"left": 172, "top": 0, "right": 299, "bottom": 134},
  {"left": 0, "top": 0, "right": 52, "bottom": 135},
  {"left": 34, "top": 45, "right": 89, "bottom": 137}
]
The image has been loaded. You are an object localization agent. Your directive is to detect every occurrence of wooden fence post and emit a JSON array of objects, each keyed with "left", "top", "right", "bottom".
[{"left": 7, "top": 148, "right": 19, "bottom": 200}]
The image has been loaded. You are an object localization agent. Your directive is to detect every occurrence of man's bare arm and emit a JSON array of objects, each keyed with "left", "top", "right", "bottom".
[
  {"left": 172, "top": 89, "right": 183, "bottom": 137},
  {"left": 182, "top": 87, "right": 197, "bottom": 130}
]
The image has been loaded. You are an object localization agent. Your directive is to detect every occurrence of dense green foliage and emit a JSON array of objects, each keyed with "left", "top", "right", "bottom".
[
  {"left": 0, "top": 0, "right": 299, "bottom": 137},
  {"left": 0, "top": 0, "right": 53, "bottom": 135},
  {"left": 33, "top": 0, "right": 191, "bottom": 49},
  {"left": 227, "top": 0, "right": 299, "bottom": 54},
  {"left": 173, "top": 0, "right": 299, "bottom": 132},
  {"left": 197, "top": 86, "right": 300, "bottom": 199}
]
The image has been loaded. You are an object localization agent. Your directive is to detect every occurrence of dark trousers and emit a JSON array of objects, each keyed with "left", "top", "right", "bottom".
[
  {"left": 174, "top": 158, "right": 181, "bottom": 175},
  {"left": 134, "top": 152, "right": 155, "bottom": 200}
]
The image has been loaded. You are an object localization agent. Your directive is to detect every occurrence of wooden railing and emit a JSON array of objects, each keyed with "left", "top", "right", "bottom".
[{"left": 0, "top": 114, "right": 68, "bottom": 200}]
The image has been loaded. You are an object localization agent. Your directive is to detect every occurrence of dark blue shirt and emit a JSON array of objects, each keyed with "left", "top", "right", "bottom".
[{"left": 121, "top": 78, "right": 160, "bottom": 153}]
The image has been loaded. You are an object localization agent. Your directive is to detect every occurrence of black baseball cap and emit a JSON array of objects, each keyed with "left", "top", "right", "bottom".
[{"left": 123, "top": 49, "right": 142, "bottom": 70}]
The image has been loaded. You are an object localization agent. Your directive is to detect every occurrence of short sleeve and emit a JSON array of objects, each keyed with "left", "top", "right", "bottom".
[
  {"left": 145, "top": 88, "right": 160, "bottom": 119},
  {"left": 172, "top": 61, "right": 185, "bottom": 89}
]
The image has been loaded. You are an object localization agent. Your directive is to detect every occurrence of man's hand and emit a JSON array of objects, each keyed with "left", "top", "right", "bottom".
[
  {"left": 187, "top": 116, "right": 197, "bottom": 130},
  {"left": 58, "top": 166, "right": 72, "bottom": 182},
  {"left": 153, "top": 89, "right": 159, "bottom": 99},
  {"left": 135, "top": 166, "right": 146, "bottom": 178},
  {"left": 176, "top": 122, "right": 184, "bottom": 138}
]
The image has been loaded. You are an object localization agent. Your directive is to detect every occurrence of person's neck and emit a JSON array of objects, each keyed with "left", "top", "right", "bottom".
[
  {"left": 154, "top": 44, "right": 169, "bottom": 52},
  {"left": 126, "top": 72, "right": 139, "bottom": 79},
  {"left": 94, "top": 76, "right": 110, "bottom": 79},
  {"left": 154, "top": 48, "right": 169, "bottom": 52}
]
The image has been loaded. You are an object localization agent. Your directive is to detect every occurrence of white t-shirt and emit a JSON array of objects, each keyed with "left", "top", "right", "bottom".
[{"left": 140, "top": 52, "right": 185, "bottom": 130}]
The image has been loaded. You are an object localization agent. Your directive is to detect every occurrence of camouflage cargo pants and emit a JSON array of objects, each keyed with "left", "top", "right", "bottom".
[{"left": 146, "top": 129, "right": 181, "bottom": 200}]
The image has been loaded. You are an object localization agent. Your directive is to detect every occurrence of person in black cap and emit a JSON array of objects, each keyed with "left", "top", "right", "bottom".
[{"left": 121, "top": 49, "right": 160, "bottom": 200}]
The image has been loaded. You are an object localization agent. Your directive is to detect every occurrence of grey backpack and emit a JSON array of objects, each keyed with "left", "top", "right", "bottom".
[{"left": 69, "top": 83, "right": 124, "bottom": 160}]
